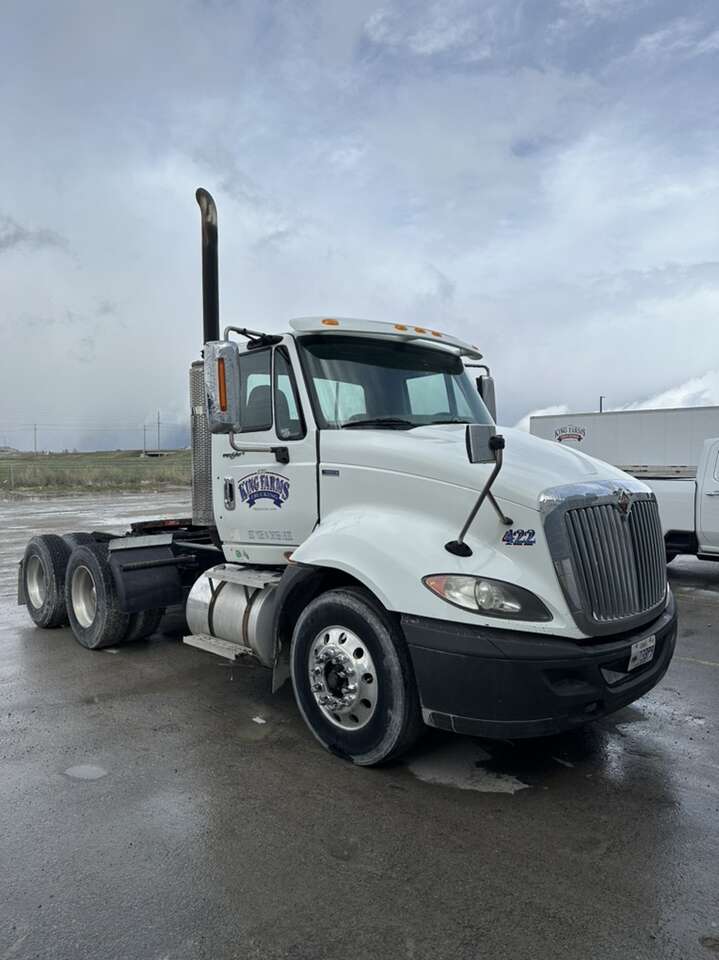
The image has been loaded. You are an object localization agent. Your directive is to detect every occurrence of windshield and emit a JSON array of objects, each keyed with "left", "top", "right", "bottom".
[{"left": 297, "top": 335, "right": 493, "bottom": 429}]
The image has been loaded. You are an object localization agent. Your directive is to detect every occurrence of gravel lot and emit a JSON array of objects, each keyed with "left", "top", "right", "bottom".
[{"left": 1, "top": 492, "right": 717, "bottom": 959}]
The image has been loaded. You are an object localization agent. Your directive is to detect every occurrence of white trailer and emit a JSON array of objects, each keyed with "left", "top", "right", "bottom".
[
  {"left": 530, "top": 409, "right": 719, "bottom": 563},
  {"left": 16, "top": 190, "right": 678, "bottom": 765},
  {"left": 530, "top": 406, "right": 719, "bottom": 476}
]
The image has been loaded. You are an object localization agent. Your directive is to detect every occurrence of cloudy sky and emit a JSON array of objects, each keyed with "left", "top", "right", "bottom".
[{"left": 1, "top": 0, "right": 718, "bottom": 450}]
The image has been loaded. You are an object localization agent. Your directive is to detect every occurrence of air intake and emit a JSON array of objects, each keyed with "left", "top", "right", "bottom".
[{"left": 190, "top": 361, "right": 213, "bottom": 526}]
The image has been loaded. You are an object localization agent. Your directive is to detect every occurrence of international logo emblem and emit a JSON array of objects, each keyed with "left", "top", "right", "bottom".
[{"left": 615, "top": 489, "right": 633, "bottom": 519}]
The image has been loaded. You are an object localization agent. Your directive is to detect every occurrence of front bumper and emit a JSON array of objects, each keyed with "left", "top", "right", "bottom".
[{"left": 402, "top": 592, "right": 678, "bottom": 739}]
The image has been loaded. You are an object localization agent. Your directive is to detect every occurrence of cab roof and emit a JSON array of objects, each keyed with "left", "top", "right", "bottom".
[{"left": 289, "top": 316, "right": 482, "bottom": 360}]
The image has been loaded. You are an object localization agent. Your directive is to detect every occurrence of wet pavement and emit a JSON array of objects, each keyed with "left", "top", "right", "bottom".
[{"left": 0, "top": 492, "right": 717, "bottom": 959}]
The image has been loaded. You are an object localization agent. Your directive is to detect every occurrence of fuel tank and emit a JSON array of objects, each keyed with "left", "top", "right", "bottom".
[{"left": 185, "top": 570, "right": 281, "bottom": 668}]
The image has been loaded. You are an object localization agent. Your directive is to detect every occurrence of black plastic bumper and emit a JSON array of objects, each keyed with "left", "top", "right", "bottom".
[{"left": 402, "top": 592, "right": 678, "bottom": 739}]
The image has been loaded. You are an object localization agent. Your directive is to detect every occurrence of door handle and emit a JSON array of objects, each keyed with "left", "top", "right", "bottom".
[
  {"left": 706, "top": 490, "right": 719, "bottom": 497},
  {"left": 224, "top": 477, "right": 236, "bottom": 510}
]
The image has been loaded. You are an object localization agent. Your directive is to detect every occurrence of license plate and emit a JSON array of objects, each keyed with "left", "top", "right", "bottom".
[{"left": 628, "top": 634, "right": 656, "bottom": 671}]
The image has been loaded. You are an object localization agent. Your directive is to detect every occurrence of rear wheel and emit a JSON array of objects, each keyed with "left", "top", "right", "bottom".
[
  {"left": 65, "top": 544, "right": 130, "bottom": 649},
  {"left": 22, "top": 535, "right": 72, "bottom": 628},
  {"left": 290, "top": 587, "right": 423, "bottom": 766}
]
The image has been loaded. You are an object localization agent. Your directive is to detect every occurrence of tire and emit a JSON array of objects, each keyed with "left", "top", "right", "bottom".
[
  {"left": 65, "top": 544, "right": 131, "bottom": 650},
  {"left": 666, "top": 552, "right": 678, "bottom": 565},
  {"left": 123, "top": 608, "right": 165, "bottom": 644},
  {"left": 62, "top": 532, "right": 97, "bottom": 550},
  {"left": 290, "top": 587, "right": 423, "bottom": 766},
  {"left": 22, "top": 535, "right": 72, "bottom": 628}
]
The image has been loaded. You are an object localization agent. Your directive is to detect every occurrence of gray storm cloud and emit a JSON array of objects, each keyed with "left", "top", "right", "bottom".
[{"left": 1, "top": 0, "right": 718, "bottom": 450}]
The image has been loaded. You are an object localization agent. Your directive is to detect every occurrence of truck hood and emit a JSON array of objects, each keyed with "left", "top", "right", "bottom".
[{"left": 321, "top": 424, "right": 640, "bottom": 511}]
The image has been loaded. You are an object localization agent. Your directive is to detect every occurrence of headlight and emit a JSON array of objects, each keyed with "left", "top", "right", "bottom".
[{"left": 422, "top": 574, "right": 552, "bottom": 622}]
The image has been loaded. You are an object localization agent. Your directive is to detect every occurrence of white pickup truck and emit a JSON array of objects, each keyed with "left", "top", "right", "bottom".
[{"left": 646, "top": 438, "right": 719, "bottom": 563}]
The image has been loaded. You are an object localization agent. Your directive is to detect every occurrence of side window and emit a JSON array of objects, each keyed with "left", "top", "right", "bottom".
[
  {"left": 407, "top": 373, "right": 451, "bottom": 416},
  {"left": 238, "top": 349, "right": 271, "bottom": 433},
  {"left": 314, "top": 379, "right": 366, "bottom": 425},
  {"left": 450, "top": 378, "right": 474, "bottom": 419},
  {"left": 274, "top": 349, "right": 305, "bottom": 440}
]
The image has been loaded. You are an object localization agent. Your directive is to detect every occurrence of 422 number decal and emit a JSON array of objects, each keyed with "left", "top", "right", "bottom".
[{"left": 502, "top": 528, "right": 536, "bottom": 546}]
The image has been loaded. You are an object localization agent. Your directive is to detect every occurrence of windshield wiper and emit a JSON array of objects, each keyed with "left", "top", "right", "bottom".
[
  {"left": 426, "top": 418, "right": 474, "bottom": 425},
  {"left": 341, "top": 417, "right": 417, "bottom": 430}
]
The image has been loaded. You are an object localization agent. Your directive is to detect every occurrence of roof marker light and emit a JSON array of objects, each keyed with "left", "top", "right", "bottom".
[
  {"left": 394, "top": 323, "right": 408, "bottom": 331},
  {"left": 431, "top": 330, "right": 442, "bottom": 337},
  {"left": 322, "top": 318, "right": 340, "bottom": 326},
  {"left": 414, "top": 326, "right": 427, "bottom": 334}
]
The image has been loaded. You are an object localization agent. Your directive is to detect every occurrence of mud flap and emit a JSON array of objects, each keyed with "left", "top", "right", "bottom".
[
  {"left": 272, "top": 646, "right": 291, "bottom": 692},
  {"left": 17, "top": 560, "right": 26, "bottom": 606}
]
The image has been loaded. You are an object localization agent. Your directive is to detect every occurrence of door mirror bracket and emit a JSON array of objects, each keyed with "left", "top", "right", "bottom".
[{"left": 445, "top": 425, "right": 512, "bottom": 557}]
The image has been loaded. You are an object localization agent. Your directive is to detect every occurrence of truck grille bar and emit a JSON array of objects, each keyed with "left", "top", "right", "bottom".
[
  {"left": 541, "top": 481, "right": 668, "bottom": 635},
  {"left": 565, "top": 499, "right": 665, "bottom": 623}
]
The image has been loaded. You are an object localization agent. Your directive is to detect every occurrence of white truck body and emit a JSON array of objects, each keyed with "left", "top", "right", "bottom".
[
  {"left": 645, "top": 439, "right": 719, "bottom": 559},
  {"left": 17, "top": 190, "right": 679, "bottom": 766},
  {"left": 530, "top": 409, "right": 719, "bottom": 561},
  {"left": 530, "top": 406, "right": 719, "bottom": 476}
]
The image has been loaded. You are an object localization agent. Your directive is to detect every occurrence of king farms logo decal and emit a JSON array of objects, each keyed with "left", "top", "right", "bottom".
[
  {"left": 554, "top": 424, "right": 586, "bottom": 443},
  {"left": 238, "top": 472, "right": 290, "bottom": 508}
]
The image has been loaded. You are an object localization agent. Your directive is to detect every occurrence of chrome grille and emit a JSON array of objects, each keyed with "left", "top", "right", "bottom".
[{"left": 564, "top": 498, "right": 665, "bottom": 624}]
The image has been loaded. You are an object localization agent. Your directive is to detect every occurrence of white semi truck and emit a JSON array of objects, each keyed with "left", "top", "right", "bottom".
[
  {"left": 531, "top": 409, "right": 719, "bottom": 563},
  {"left": 17, "top": 190, "right": 677, "bottom": 765}
]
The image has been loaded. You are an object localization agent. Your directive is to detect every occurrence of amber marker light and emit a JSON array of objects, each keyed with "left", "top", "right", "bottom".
[
  {"left": 218, "top": 358, "right": 228, "bottom": 412},
  {"left": 394, "top": 323, "right": 408, "bottom": 331},
  {"left": 414, "top": 326, "right": 427, "bottom": 333},
  {"left": 321, "top": 318, "right": 340, "bottom": 326}
]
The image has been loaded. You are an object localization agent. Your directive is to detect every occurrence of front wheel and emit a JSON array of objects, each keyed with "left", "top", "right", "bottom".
[{"left": 290, "top": 587, "right": 423, "bottom": 766}]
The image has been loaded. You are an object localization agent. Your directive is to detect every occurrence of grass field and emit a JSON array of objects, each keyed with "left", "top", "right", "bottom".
[{"left": 0, "top": 450, "right": 191, "bottom": 493}]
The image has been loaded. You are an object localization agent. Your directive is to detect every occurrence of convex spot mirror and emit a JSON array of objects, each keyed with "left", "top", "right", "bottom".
[
  {"left": 477, "top": 374, "right": 496, "bottom": 422},
  {"left": 466, "top": 423, "right": 499, "bottom": 464},
  {"left": 204, "top": 340, "right": 241, "bottom": 433}
]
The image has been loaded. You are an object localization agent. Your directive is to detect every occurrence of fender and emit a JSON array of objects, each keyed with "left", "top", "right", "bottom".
[{"left": 290, "top": 502, "right": 576, "bottom": 634}]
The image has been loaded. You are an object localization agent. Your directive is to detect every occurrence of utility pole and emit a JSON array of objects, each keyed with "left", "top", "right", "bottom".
[
  {"left": 142, "top": 424, "right": 147, "bottom": 455},
  {"left": 599, "top": 396, "right": 606, "bottom": 413},
  {"left": 33, "top": 423, "right": 37, "bottom": 454},
  {"left": 157, "top": 410, "right": 161, "bottom": 451}
]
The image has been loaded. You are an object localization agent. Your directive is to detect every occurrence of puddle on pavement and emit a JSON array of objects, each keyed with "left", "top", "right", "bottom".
[
  {"left": 406, "top": 738, "right": 530, "bottom": 794},
  {"left": 64, "top": 764, "right": 108, "bottom": 780}
]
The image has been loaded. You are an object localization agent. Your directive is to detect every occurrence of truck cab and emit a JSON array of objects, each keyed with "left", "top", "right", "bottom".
[{"left": 18, "top": 189, "right": 679, "bottom": 767}]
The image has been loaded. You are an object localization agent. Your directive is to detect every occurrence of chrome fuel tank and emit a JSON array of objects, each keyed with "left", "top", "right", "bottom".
[{"left": 186, "top": 569, "right": 281, "bottom": 668}]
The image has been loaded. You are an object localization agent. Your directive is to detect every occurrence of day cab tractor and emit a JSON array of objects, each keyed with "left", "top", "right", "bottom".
[{"left": 18, "top": 189, "right": 678, "bottom": 766}]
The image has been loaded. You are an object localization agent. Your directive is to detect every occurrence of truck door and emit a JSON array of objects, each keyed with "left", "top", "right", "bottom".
[
  {"left": 698, "top": 439, "right": 719, "bottom": 553},
  {"left": 212, "top": 338, "right": 318, "bottom": 563}
]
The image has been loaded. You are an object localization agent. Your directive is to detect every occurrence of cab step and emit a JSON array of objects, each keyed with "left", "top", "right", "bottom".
[
  {"left": 202, "top": 563, "right": 283, "bottom": 590},
  {"left": 183, "top": 633, "right": 253, "bottom": 661}
]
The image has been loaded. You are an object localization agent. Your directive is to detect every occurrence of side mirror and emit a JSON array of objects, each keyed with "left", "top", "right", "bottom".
[
  {"left": 477, "top": 374, "right": 496, "bottom": 422},
  {"left": 466, "top": 423, "right": 498, "bottom": 464},
  {"left": 204, "top": 341, "right": 241, "bottom": 433}
]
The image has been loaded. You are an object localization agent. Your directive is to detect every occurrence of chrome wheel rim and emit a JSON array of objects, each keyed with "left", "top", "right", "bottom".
[
  {"left": 308, "top": 626, "right": 378, "bottom": 730},
  {"left": 26, "top": 555, "right": 46, "bottom": 609},
  {"left": 71, "top": 565, "right": 97, "bottom": 628}
]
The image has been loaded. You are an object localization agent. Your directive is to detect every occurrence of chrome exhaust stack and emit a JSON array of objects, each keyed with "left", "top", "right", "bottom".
[
  {"left": 190, "top": 188, "right": 220, "bottom": 526},
  {"left": 196, "top": 188, "right": 220, "bottom": 344}
]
